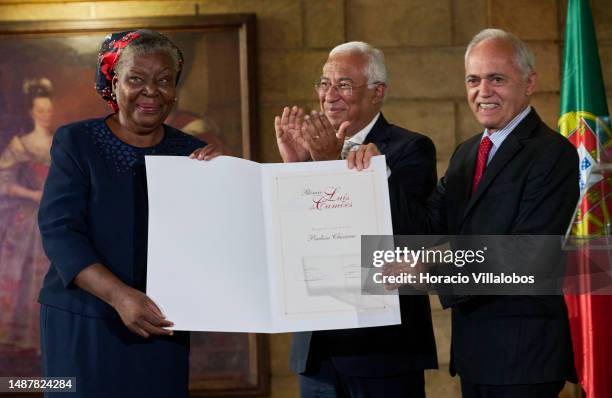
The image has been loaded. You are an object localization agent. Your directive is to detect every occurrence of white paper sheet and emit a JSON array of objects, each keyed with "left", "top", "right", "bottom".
[{"left": 145, "top": 155, "right": 400, "bottom": 333}]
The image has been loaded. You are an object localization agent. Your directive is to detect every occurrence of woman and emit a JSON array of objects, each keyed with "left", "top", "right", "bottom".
[
  {"left": 0, "top": 78, "right": 54, "bottom": 354},
  {"left": 38, "top": 30, "right": 219, "bottom": 397}
]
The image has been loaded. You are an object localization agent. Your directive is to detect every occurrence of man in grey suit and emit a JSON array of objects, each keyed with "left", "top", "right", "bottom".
[{"left": 274, "top": 41, "right": 438, "bottom": 398}]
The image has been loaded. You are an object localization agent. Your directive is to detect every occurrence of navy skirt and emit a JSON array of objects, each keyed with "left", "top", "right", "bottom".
[{"left": 40, "top": 304, "right": 189, "bottom": 398}]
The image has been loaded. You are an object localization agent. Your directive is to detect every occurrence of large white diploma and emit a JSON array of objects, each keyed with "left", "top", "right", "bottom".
[{"left": 145, "top": 155, "right": 400, "bottom": 333}]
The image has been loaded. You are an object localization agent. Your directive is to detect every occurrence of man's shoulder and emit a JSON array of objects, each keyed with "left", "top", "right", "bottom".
[
  {"left": 386, "top": 122, "right": 430, "bottom": 141},
  {"left": 370, "top": 114, "right": 428, "bottom": 141},
  {"left": 529, "top": 118, "right": 568, "bottom": 142},
  {"left": 374, "top": 120, "right": 434, "bottom": 151},
  {"left": 380, "top": 125, "right": 436, "bottom": 166},
  {"left": 451, "top": 133, "right": 481, "bottom": 159},
  {"left": 519, "top": 114, "right": 577, "bottom": 159}
]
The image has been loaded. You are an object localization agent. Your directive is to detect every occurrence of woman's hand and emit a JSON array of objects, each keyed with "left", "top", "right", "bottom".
[
  {"left": 111, "top": 285, "right": 174, "bottom": 338},
  {"left": 73, "top": 263, "right": 174, "bottom": 338},
  {"left": 189, "top": 144, "right": 223, "bottom": 161}
]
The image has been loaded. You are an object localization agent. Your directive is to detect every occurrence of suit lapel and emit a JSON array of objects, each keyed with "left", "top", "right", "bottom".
[
  {"left": 461, "top": 137, "right": 522, "bottom": 221},
  {"left": 460, "top": 109, "right": 540, "bottom": 226},
  {"left": 460, "top": 140, "right": 479, "bottom": 207},
  {"left": 363, "top": 113, "right": 391, "bottom": 153}
]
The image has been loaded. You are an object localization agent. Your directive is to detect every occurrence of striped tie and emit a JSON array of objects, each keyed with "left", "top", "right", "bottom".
[{"left": 341, "top": 140, "right": 359, "bottom": 159}]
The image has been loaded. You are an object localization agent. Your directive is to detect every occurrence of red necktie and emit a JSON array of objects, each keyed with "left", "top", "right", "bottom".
[{"left": 472, "top": 136, "right": 493, "bottom": 194}]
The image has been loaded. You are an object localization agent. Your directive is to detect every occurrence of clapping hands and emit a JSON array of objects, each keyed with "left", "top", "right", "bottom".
[{"left": 274, "top": 106, "right": 350, "bottom": 162}]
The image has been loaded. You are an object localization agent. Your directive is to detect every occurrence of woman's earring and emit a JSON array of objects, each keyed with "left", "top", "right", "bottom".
[{"left": 111, "top": 92, "right": 116, "bottom": 101}]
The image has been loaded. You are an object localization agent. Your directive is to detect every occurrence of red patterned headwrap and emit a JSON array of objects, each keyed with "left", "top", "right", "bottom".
[{"left": 94, "top": 30, "right": 183, "bottom": 112}]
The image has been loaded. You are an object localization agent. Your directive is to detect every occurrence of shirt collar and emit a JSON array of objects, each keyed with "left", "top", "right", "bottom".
[
  {"left": 483, "top": 106, "right": 531, "bottom": 142},
  {"left": 347, "top": 112, "right": 381, "bottom": 145}
]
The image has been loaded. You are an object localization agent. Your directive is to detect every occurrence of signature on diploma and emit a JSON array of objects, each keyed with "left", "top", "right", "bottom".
[{"left": 307, "top": 232, "right": 357, "bottom": 242}]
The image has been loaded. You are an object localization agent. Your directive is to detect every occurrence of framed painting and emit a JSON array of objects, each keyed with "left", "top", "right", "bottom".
[{"left": 0, "top": 14, "right": 267, "bottom": 397}]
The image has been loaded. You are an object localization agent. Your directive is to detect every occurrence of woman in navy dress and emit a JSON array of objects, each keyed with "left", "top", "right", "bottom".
[{"left": 37, "top": 30, "right": 220, "bottom": 397}]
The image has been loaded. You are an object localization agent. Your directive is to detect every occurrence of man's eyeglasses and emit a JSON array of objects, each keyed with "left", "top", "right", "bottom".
[{"left": 314, "top": 80, "right": 380, "bottom": 97}]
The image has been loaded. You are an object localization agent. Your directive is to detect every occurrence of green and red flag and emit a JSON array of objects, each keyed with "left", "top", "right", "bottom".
[{"left": 559, "top": 0, "right": 612, "bottom": 397}]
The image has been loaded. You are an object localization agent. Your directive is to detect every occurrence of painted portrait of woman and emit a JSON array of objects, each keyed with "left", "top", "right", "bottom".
[{"left": 0, "top": 77, "right": 54, "bottom": 372}]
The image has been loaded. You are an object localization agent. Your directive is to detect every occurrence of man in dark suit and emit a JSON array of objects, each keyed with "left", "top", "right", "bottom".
[
  {"left": 354, "top": 29, "right": 579, "bottom": 398},
  {"left": 274, "top": 41, "right": 438, "bottom": 397}
]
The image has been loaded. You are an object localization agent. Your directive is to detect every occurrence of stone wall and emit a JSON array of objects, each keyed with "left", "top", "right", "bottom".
[{"left": 2, "top": 1, "right": 609, "bottom": 396}]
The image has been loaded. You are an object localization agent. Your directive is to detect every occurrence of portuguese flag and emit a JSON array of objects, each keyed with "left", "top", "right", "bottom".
[{"left": 559, "top": 0, "right": 612, "bottom": 397}]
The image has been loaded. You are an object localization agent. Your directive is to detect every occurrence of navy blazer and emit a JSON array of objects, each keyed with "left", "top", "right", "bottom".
[
  {"left": 290, "top": 113, "right": 439, "bottom": 377},
  {"left": 38, "top": 118, "right": 203, "bottom": 318},
  {"left": 391, "top": 109, "right": 579, "bottom": 384}
]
